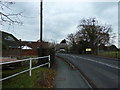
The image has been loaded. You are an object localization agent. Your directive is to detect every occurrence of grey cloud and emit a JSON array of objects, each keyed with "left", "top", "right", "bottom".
[
  {"left": 2, "top": 1, "right": 118, "bottom": 47},
  {"left": 92, "top": 2, "right": 117, "bottom": 13}
]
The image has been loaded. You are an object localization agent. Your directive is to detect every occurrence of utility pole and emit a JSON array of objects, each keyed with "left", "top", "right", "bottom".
[
  {"left": 38, "top": 0, "right": 43, "bottom": 65},
  {"left": 92, "top": 19, "right": 95, "bottom": 54},
  {"left": 40, "top": 0, "right": 43, "bottom": 42}
]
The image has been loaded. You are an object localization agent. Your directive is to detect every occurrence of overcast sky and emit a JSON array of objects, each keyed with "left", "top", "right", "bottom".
[{"left": 1, "top": 1, "right": 118, "bottom": 47}]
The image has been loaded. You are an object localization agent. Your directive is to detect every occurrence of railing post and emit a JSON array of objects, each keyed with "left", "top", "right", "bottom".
[
  {"left": 48, "top": 55, "right": 50, "bottom": 68},
  {"left": 29, "top": 58, "right": 32, "bottom": 76}
]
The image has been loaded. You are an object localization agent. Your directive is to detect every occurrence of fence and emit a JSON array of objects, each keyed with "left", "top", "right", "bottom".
[
  {"left": 0, "top": 55, "right": 50, "bottom": 81},
  {"left": 22, "top": 50, "right": 38, "bottom": 56},
  {"left": 2, "top": 49, "right": 21, "bottom": 57}
]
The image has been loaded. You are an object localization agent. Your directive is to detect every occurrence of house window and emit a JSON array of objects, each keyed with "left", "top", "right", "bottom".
[{"left": 4, "top": 36, "right": 15, "bottom": 41}]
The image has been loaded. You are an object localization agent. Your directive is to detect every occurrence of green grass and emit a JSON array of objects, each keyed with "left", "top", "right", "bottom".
[
  {"left": 2, "top": 67, "right": 28, "bottom": 78},
  {"left": 2, "top": 67, "right": 56, "bottom": 88},
  {"left": 98, "top": 51, "right": 120, "bottom": 59}
]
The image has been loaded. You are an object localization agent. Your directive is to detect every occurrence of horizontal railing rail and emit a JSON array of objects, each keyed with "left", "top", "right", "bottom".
[{"left": 0, "top": 55, "right": 50, "bottom": 81}]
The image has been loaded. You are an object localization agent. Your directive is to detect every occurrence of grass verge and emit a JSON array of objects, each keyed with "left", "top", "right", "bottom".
[
  {"left": 98, "top": 51, "right": 120, "bottom": 59},
  {"left": 2, "top": 67, "right": 56, "bottom": 88}
]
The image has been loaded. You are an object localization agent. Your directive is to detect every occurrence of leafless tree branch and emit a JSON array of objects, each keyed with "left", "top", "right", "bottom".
[{"left": 0, "top": 1, "right": 23, "bottom": 26}]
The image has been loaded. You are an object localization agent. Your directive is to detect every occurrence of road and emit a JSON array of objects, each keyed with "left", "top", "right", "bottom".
[
  {"left": 56, "top": 53, "right": 120, "bottom": 88},
  {"left": 54, "top": 58, "right": 90, "bottom": 88}
]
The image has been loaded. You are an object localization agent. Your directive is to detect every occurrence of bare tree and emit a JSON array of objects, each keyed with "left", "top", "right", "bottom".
[
  {"left": 67, "top": 18, "right": 115, "bottom": 54},
  {"left": 66, "top": 33, "right": 79, "bottom": 53},
  {"left": 76, "top": 18, "right": 115, "bottom": 53},
  {"left": 0, "top": 1, "right": 23, "bottom": 26},
  {"left": 67, "top": 33, "right": 76, "bottom": 46}
]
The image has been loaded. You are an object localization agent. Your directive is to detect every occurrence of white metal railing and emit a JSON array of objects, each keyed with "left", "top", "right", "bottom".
[{"left": 0, "top": 55, "right": 50, "bottom": 81}]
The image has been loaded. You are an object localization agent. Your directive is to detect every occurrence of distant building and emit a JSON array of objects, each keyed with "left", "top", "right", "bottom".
[
  {"left": 1, "top": 31, "right": 20, "bottom": 50},
  {"left": 1, "top": 31, "right": 21, "bottom": 57},
  {"left": 99, "top": 44, "right": 119, "bottom": 52},
  {"left": 21, "top": 41, "right": 48, "bottom": 56},
  {"left": 21, "top": 41, "right": 48, "bottom": 50},
  {"left": 1, "top": 31, "right": 48, "bottom": 57},
  {"left": 55, "top": 39, "right": 68, "bottom": 52}
]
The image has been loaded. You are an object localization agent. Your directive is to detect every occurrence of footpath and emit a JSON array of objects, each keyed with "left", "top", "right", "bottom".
[{"left": 54, "top": 57, "right": 90, "bottom": 88}]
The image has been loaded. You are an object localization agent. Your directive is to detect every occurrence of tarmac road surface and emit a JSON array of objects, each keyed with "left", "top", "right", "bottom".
[{"left": 56, "top": 53, "right": 120, "bottom": 88}]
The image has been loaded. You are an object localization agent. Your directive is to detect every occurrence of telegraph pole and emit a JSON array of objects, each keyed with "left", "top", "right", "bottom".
[
  {"left": 40, "top": 0, "right": 43, "bottom": 42},
  {"left": 38, "top": 0, "right": 43, "bottom": 65}
]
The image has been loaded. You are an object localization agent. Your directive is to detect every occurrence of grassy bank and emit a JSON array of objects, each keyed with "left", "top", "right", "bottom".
[
  {"left": 2, "top": 67, "right": 56, "bottom": 88},
  {"left": 98, "top": 51, "right": 120, "bottom": 59}
]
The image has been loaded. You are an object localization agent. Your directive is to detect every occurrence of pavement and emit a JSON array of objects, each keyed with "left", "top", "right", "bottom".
[
  {"left": 54, "top": 57, "right": 90, "bottom": 88},
  {"left": 56, "top": 53, "right": 120, "bottom": 88}
]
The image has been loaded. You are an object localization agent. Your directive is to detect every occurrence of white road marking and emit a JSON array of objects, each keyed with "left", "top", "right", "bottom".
[{"left": 69, "top": 55, "right": 120, "bottom": 70}]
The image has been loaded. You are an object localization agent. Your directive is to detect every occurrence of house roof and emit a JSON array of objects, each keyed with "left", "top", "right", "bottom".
[
  {"left": 22, "top": 45, "right": 32, "bottom": 50},
  {"left": 21, "top": 41, "right": 48, "bottom": 49},
  {"left": 1, "top": 31, "right": 20, "bottom": 49},
  {"left": 1, "top": 31, "right": 19, "bottom": 41}
]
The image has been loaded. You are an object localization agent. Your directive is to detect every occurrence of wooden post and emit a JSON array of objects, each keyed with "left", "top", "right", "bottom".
[
  {"left": 29, "top": 58, "right": 32, "bottom": 76},
  {"left": 48, "top": 55, "right": 50, "bottom": 68},
  {"left": 40, "top": 0, "right": 43, "bottom": 42}
]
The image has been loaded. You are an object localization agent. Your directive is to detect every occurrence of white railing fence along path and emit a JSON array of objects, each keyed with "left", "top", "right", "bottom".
[{"left": 0, "top": 55, "right": 50, "bottom": 81}]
